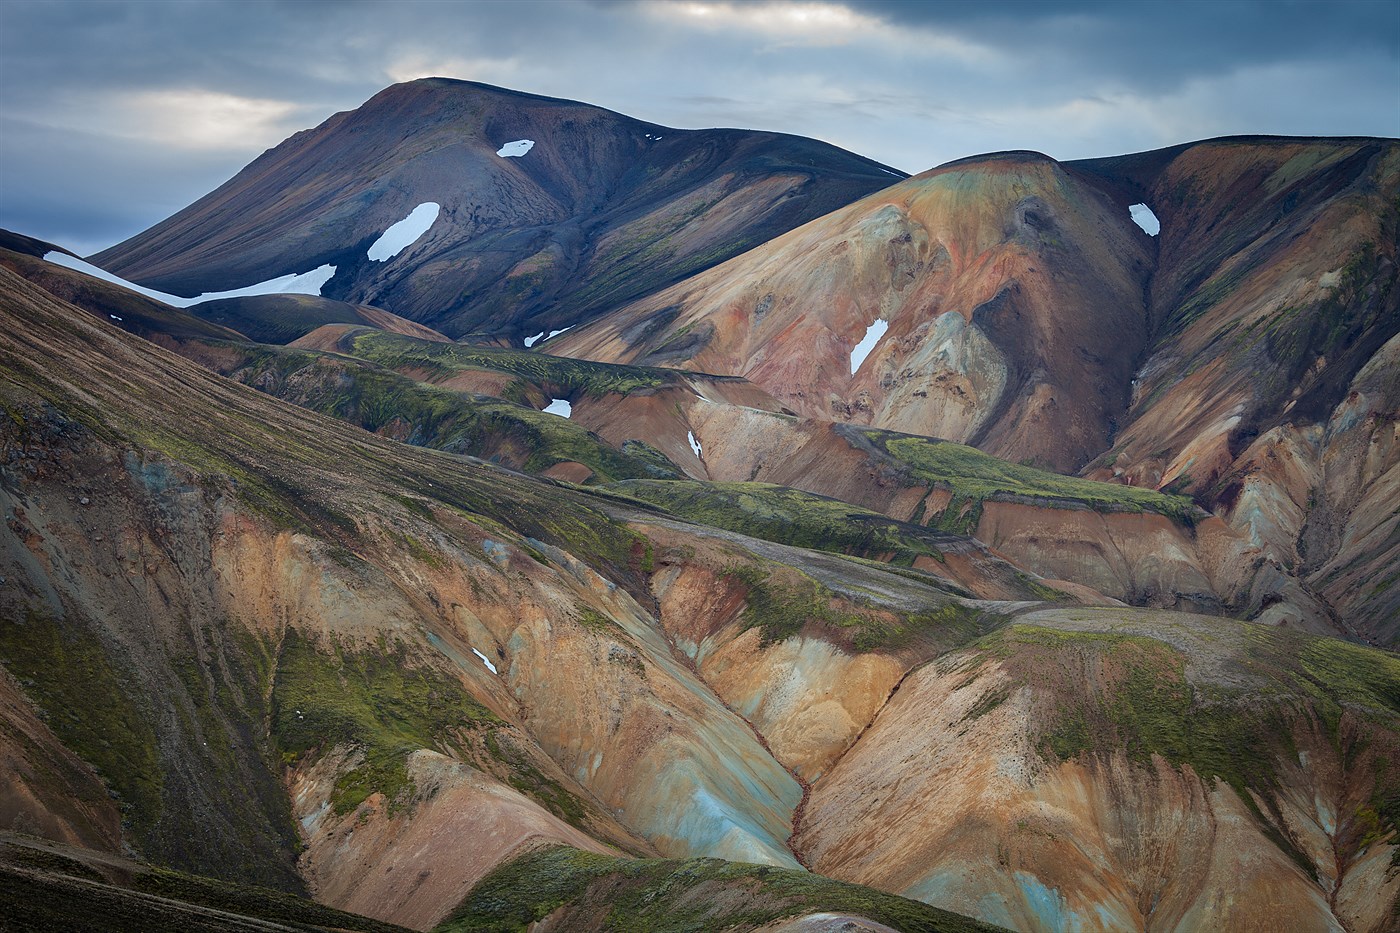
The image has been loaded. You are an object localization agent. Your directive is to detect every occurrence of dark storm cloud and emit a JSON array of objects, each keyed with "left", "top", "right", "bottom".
[
  {"left": 851, "top": 0, "right": 1400, "bottom": 73},
  {"left": 1, "top": 0, "right": 1396, "bottom": 256}
]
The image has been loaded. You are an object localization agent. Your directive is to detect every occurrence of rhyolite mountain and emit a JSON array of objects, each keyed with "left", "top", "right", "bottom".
[
  {"left": 551, "top": 135, "right": 1400, "bottom": 642},
  {"left": 3, "top": 79, "right": 1399, "bottom": 933},
  {"left": 92, "top": 78, "right": 905, "bottom": 341}
]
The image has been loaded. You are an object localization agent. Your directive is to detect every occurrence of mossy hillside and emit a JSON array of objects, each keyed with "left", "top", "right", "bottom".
[
  {"left": 343, "top": 329, "right": 681, "bottom": 400},
  {"left": 217, "top": 344, "right": 681, "bottom": 483},
  {"left": 481, "top": 730, "right": 590, "bottom": 829},
  {"left": 721, "top": 563, "right": 990, "bottom": 653},
  {"left": 2, "top": 287, "right": 655, "bottom": 584},
  {"left": 270, "top": 629, "right": 501, "bottom": 814},
  {"left": 602, "top": 479, "right": 954, "bottom": 566},
  {"left": 977, "top": 623, "right": 1400, "bottom": 867},
  {"left": 436, "top": 844, "right": 1003, "bottom": 933},
  {"left": 861, "top": 429, "right": 1199, "bottom": 529},
  {"left": 0, "top": 607, "right": 162, "bottom": 839}
]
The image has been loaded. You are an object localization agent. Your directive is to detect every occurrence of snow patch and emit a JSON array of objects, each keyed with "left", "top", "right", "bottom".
[
  {"left": 1129, "top": 203, "right": 1160, "bottom": 236},
  {"left": 525, "top": 325, "right": 574, "bottom": 347},
  {"left": 367, "top": 202, "right": 439, "bottom": 261},
  {"left": 496, "top": 139, "right": 535, "bottom": 157},
  {"left": 108, "top": 314, "right": 123, "bottom": 321},
  {"left": 42, "top": 251, "right": 336, "bottom": 307},
  {"left": 470, "top": 647, "right": 499, "bottom": 674},
  {"left": 882, "top": 169, "right": 902, "bottom": 176},
  {"left": 850, "top": 318, "right": 888, "bottom": 374},
  {"left": 688, "top": 431, "right": 703, "bottom": 459},
  {"left": 543, "top": 398, "right": 572, "bottom": 418}
]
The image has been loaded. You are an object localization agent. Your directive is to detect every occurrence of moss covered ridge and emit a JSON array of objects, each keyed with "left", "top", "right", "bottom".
[
  {"left": 209, "top": 340, "right": 681, "bottom": 484},
  {"left": 342, "top": 328, "right": 705, "bottom": 400},
  {"left": 436, "top": 844, "right": 1005, "bottom": 933},
  {"left": 602, "top": 478, "right": 957, "bottom": 567},
  {"left": 0, "top": 833, "right": 411, "bottom": 933},
  {"left": 852, "top": 427, "right": 1200, "bottom": 529}
]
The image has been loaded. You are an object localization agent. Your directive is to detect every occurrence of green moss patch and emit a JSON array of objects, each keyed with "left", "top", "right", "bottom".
[
  {"left": 436, "top": 844, "right": 1002, "bottom": 933},
  {"left": 865, "top": 430, "right": 1198, "bottom": 528},
  {"left": 980, "top": 622, "right": 1400, "bottom": 874},
  {"left": 721, "top": 564, "right": 987, "bottom": 652},
  {"left": 270, "top": 629, "right": 500, "bottom": 814},
  {"left": 345, "top": 330, "right": 678, "bottom": 400},
  {"left": 216, "top": 344, "right": 681, "bottom": 484},
  {"left": 602, "top": 479, "right": 953, "bottom": 566},
  {"left": 0, "top": 607, "right": 161, "bottom": 837}
]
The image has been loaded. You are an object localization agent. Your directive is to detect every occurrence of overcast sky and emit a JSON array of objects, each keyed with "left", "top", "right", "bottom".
[{"left": 2, "top": 0, "right": 1397, "bottom": 256}]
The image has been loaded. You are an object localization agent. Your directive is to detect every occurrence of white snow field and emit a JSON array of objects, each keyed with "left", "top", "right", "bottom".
[
  {"left": 496, "top": 139, "right": 535, "bottom": 157},
  {"left": 43, "top": 251, "right": 336, "bottom": 307},
  {"left": 367, "top": 202, "right": 440, "bottom": 261},
  {"left": 850, "top": 318, "right": 889, "bottom": 374},
  {"left": 1129, "top": 203, "right": 1161, "bottom": 236}
]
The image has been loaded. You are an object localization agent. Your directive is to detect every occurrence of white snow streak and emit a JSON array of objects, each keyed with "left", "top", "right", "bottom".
[
  {"left": 523, "top": 332, "right": 545, "bottom": 347},
  {"left": 1129, "top": 203, "right": 1160, "bottom": 236},
  {"left": 850, "top": 318, "right": 888, "bottom": 374},
  {"left": 471, "top": 647, "right": 499, "bottom": 674},
  {"left": 367, "top": 202, "right": 439, "bottom": 261},
  {"left": 543, "top": 398, "right": 572, "bottom": 418},
  {"left": 42, "top": 251, "right": 336, "bottom": 307},
  {"left": 688, "top": 431, "right": 703, "bottom": 459},
  {"left": 496, "top": 139, "right": 535, "bottom": 157}
]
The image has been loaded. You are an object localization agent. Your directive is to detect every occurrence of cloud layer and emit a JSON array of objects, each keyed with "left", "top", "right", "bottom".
[{"left": 2, "top": 0, "right": 1396, "bottom": 255}]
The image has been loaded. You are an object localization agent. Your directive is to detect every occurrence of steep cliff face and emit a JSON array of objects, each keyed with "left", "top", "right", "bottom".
[
  {"left": 91, "top": 78, "right": 901, "bottom": 340},
  {"left": 553, "top": 152, "right": 1154, "bottom": 474}
]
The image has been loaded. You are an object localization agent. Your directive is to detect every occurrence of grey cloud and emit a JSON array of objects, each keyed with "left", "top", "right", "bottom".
[{"left": 1, "top": 0, "right": 1395, "bottom": 255}]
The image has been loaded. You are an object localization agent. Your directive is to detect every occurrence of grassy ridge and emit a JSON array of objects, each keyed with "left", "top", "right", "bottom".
[
  {"left": 436, "top": 844, "right": 1004, "bottom": 933},
  {"left": 718, "top": 563, "right": 992, "bottom": 653},
  {"left": 216, "top": 343, "right": 680, "bottom": 483},
  {"left": 602, "top": 479, "right": 952, "bottom": 565},
  {"left": 345, "top": 330, "right": 681, "bottom": 400},
  {"left": 860, "top": 429, "right": 1199, "bottom": 530},
  {"left": 190, "top": 294, "right": 377, "bottom": 345}
]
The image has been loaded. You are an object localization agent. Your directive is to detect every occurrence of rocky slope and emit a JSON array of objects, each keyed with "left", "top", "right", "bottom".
[
  {"left": 796, "top": 607, "right": 1400, "bottom": 932},
  {"left": 0, "top": 266, "right": 1011, "bottom": 928},
  {"left": 92, "top": 78, "right": 903, "bottom": 340}
]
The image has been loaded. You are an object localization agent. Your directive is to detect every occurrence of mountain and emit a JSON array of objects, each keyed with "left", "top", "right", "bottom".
[
  {"left": 549, "top": 136, "right": 1400, "bottom": 640},
  {"left": 91, "top": 78, "right": 904, "bottom": 341}
]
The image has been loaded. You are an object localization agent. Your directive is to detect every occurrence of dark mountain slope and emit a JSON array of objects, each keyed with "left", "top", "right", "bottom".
[{"left": 93, "top": 78, "right": 903, "bottom": 341}]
